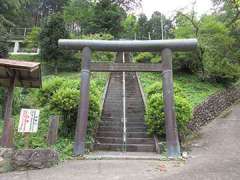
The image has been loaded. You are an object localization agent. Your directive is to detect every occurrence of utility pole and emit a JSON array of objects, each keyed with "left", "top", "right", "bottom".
[{"left": 148, "top": 32, "right": 151, "bottom": 40}]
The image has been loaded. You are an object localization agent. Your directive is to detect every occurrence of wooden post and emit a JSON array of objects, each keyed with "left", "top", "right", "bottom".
[
  {"left": 161, "top": 48, "right": 181, "bottom": 158},
  {"left": 47, "top": 115, "right": 60, "bottom": 146},
  {"left": 74, "top": 47, "right": 91, "bottom": 156},
  {"left": 1, "top": 71, "right": 17, "bottom": 147},
  {"left": 24, "top": 132, "right": 30, "bottom": 148},
  {"left": 2, "top": 89, "right": 8, "bottom": 119}
]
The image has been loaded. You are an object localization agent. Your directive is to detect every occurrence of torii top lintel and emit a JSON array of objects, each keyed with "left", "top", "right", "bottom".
[{"left": 58, "top": 39, "right": 197, "bottom": 52}]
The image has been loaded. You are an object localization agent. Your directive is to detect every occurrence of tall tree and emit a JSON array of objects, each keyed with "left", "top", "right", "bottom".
[
  {"left": 39, "top": 13, "right": 70, "bottom": 73},
  {"left": 122, "top": 14, "right": 137, "bottom": 39},
  {"left": 40, "top": 0, "right": 69, "bottom": 16},
  {"left": 0, "top": 0, "right": 22, "bottom": 57},
  {"left": 212, "top": 0, "right": 240, "bottom": 26},
  {"left": 136, "top": 13, "right": 150, "bottom": 40},
  {"left": 173, "top": 12, "right": 202, "bottom": 74},
  {"left": 64, "top": 0, "right": 93, "bottom": 35},
  {"left": 149, "top": 11, "right": 173, "bottom": 40},
  {"left": 174, "top": 11, "right": 240, "bottom": 82},
  {"left": 12, "top": 0, "right": 70, "bottom": 27},
  {"left": 89, "top": 0, "right": 126, "bottom": 37},
  {"left": 113, "top": 0, "right": 142, "bottom": 11}
]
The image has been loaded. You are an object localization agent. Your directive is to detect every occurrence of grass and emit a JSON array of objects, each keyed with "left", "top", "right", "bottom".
[
  {"left": 139, "top": 72, "right": 224, "bottom": 108},
  {"left": 9, "top": 54, "right": 40, "bottom": 62}
]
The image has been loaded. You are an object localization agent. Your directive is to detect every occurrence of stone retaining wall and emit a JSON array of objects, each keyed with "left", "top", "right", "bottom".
[
  {"left": 0, "top": 148, "right": 59, "bottom": 173},
  {"left": 188, "top": 85, "right": 240, "bottom": 131}
]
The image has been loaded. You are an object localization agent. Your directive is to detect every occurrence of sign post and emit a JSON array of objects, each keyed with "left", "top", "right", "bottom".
[{"left": 18, "top": 109, "right": 40, "bottom": 148}]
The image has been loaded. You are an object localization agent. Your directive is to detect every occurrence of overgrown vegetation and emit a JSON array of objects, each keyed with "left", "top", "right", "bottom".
[
  {"left": 139, "top": 73, "right": 224, "bottom": 108},
  {"left": 146, "top": 92, "right": 192, "bottom": 140},
  {"left": 134, "top": 52, "right": 161, "bottom": 63},
  {"left": 145, "top": 81, "right": 192, "bottom": 140},
  {"left": 0, "top": 72, "right": 107, "bottom": 160}
]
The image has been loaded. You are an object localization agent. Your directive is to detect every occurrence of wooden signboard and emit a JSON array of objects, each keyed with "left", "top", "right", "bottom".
[
  {"left": 0, "top": 59, "right": 42, "bottom": 148},
  {"left": 18, "top": 109, "right": 40, "bottom": 133}
]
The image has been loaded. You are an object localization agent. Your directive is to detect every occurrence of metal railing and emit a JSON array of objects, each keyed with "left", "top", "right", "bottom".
[{"left": 9, "top": 28, "right": 32, "bottom": 40}]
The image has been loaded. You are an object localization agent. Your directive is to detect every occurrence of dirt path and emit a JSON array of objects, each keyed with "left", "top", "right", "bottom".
[{"left": 1, "top": 103, "right": 240, "bottom": 180}]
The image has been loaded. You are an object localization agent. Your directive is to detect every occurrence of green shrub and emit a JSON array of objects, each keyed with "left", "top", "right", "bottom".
[
  {"left": 38, "top": 77, "right": 101, "bottom": 138},
  {"left": 51, "top": 87, "right": 80, "bottom": 111},
  {"left": 146, "top": 82, "right": 185, "bottom": 98},
  {"left": 24, "top": 27, "right": 41, "bottom": 49},
  {"left": 50, "top": 87, "right": 80, "bottom": 136},
  {"left": 38, "top": 77, "right": 67, "bottom": 105},
  {"left": 151, "top": 56, "right": 161, "bottom": 63},
  {"left": 145, "top": 93, "right": 192, "bottom": 140},
  {"left": 135, "top": 52, "right": 154, "bottom": 63}
]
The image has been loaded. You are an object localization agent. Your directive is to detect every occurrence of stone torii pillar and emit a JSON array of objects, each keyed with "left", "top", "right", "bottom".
[
  {"left": 161, "top": 48, "right": 180, "bottom": 157},
  {"left": 73, "top": 47, "right": 92, "bottom": 155}
]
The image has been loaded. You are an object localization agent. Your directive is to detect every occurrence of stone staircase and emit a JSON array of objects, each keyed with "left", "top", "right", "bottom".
[{"left": 94, "top": 52, "right": 155, "bottom": 152}]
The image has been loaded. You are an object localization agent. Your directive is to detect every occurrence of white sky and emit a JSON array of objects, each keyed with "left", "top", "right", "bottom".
[{"left": 135, "top": 0, "right": 214, "bottom": 18}]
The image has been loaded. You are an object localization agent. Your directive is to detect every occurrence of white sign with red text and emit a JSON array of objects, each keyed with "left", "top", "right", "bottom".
[{"left": 18, "top": 109, "right": 40, "bottom": 133}]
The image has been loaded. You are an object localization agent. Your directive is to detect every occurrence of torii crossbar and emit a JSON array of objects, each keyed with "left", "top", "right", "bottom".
[{"left": 58, "top": 39, "right": 197, "bottom": 158}]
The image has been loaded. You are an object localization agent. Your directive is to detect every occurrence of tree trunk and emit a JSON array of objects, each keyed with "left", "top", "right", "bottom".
[{"left": 54, "top": 60, "right": 58, "bottom": 74}]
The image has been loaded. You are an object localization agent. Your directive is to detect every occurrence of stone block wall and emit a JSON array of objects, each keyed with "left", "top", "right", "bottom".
[
  {"left": 0, "top": 148, "right": 59, "bottom": 173},
  {"left": 188, "top": 85, "right": 240, "bottom": 131}
]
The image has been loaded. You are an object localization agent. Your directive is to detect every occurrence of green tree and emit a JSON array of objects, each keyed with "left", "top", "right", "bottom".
[
  {"left": 64, "top": 0, "right": 94, "bottom": 35},
  {"left": 200, "top": 15, "right": 240, "bottom": 82},
  {"left": 89, "top": 0, "right": 126, "bottom": 37},
  {"left": 39, "top": 13, "right": 70, "bottom": 74},
  {"left": 212, "top": 0, "right": 240, "bottom": 81},
  {"left": 212, "top": 0, "right": 240, "bottom": 26},
  {"left": 122, "top": 14, "right": 137, "bottom": 39},
  {"left": 148, "top": 11, "right": 163, "bottom": 40},
  {"left": 136, "top": 13, "right": 150, "bottom": 39},
  {"left": 0, "top": 0, "right": 21, "bottom": 57},
  {"left": 35, "top": 0, "right": 69, "bottom": 18},
  {"left": 174, "top": 12, "right": 240, "bottom": 82},
  {"left": 113, "top": 0, "right": 142, "bottom": 11},
  {"left": 148, "top": 11, "right": 173, "bottom": 40},
  {"left": 0, "top": 0, "right": 21, "bottom": 23},
  {"left": 0, "top": 23, "right": 9, "bottom": 58},
  {"left": 173, "top": 12, "right": 202, "bottom": 74},
  {"left": 12, "top": 0, "right": 70, "bottom": 27}
]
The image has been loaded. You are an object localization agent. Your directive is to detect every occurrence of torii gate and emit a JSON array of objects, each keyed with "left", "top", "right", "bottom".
[{"left": 58, "top": 39, "right": 197, "bottom": 158}]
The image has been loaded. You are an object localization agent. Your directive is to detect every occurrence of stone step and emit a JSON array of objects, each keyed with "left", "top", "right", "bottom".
[
  {"left": 94, "top": 54, "right": 155, "bottom": 152},
  {"left": 99, "top": 121, "right": 146, "bottom": 127},
  {"left": 101, "top": 117, "right": 143, "bottom": 120},
  {"left": 96, "top": 132, "right": 149, "bottom": 138},
  {"left": 124, "top": 116, "right": 145, "bottom": 120},
  {"left": 96, "top": 137, "right": 154, "bottom": 144},
  {"left": 94, "top": 143, "right": 155, "bottom": 152},
  {"left": 98, "top": 126, "right": 147, "bottom": 132}
]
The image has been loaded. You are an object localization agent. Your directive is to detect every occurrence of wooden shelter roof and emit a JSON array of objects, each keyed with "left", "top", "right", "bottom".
[{"left": 0, "top": 59, "right": 41, "bottom": 88}]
